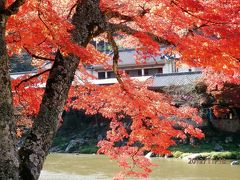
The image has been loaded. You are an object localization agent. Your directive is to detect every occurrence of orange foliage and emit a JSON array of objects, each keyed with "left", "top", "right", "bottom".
[{"left": 66, "top": 80, "right": 204, "bottom": 176}]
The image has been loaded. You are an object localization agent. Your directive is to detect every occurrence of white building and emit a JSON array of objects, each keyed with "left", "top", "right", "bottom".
[
  {"left": 10, "top": 48, "right": 202, "bottom": 88},
  {"left": 86, "top": 48, "right": 202, "bottom": 87}
]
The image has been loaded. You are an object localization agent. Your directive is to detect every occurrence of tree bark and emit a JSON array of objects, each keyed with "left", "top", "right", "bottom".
[
  {"left": 0, "top": 14, "right": 19, "bottom": 180},
  {"left": 19, "top": 1, "right": 106, "bottom": 179},
  {"left": 18, "top": 51, "right": 80, "bottom": 180}
]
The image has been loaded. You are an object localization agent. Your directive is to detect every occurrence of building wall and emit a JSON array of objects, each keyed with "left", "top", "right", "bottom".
[{"left": 210, "top": 118, "right": 240, "bottom": 133}]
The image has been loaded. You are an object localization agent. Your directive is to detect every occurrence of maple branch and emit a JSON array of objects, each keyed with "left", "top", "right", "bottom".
[
  {"left": 24, "top": 47, "right": 54, "bottom": 61},
  {"left": 107, "top": 31, "right": 124, "bottom": 85},
  {"left": 15, "top": 69, "right": 50, "bottom": 89},
  {"left": 36, "top": 1, "right": 55, "bottom": 41},
  {"left": 105, "top": 10, "right": 134, "bottom": 22},
  {"left": 186, "top": 23, "right": 208, "bottom": 37},
  {"left": 37, "top": 37, "right": 47, "bottom": 46},
  {"left": 4, "top": 0, "right": 26, "bottom": 16},
  {"left": 67, "top": 3, "right": 77, "bottom": 19},
  {"left": 109, "top": 23, "right": 173, "bottom": 45},
  {"left": 104, "top": 3, "right": 150, "bottom": 22},
  {"left": 138, "top": 4, "right": 150, "bottom": 17}
]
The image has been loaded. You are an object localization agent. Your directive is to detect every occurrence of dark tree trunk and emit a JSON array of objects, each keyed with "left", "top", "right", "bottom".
[
  {"left": 19, "top": 1, "right": 106, "bottom": 179},
  {"left": 0, "top": 14, "right": 19, "bottom": 179},
  {"left": 18, "top": 51, "right": 80, "bottom": 180}
]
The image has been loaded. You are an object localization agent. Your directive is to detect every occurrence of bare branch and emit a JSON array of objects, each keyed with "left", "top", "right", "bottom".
[
  {"left": 107, "top": 31, "right": 124, "bottom": 85},
  {"left": 104, "top": 4, "right": 150, "bottom": 22},
  {"left": 105, "top": 10, "right": 134, "bottom": 22},
  {"left": 67, "top": 3, "right": 77, "bottom": 19},
  {"left": 24, "top": 47, "right": 54, "bottom": 61},
  {"left": 15, "top": 69, "right": 50, "bottom": 89},
  {"left": 37, "top": 37, "right": 47, "bottom": 46},
  {"left": 138, "top": 4, "right": 150, "bottom": 17}
]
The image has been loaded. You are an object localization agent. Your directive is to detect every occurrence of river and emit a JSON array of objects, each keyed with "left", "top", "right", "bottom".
[{"left": 39, "top": 153, "right": 240, "bottom": 180}]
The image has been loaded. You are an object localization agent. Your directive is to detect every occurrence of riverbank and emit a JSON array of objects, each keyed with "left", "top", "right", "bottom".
[
  {"left": 171, "top": 145, "right": 240, "bottom": 160},
  {"left": 51, "top": 135, "right": 240, "bottom": 160},
  {"left": 51, "top": 113, "right": 240, "bottom": 160},
  {"left": 170, "top": 130, "right": 240, "bottom": 159}
]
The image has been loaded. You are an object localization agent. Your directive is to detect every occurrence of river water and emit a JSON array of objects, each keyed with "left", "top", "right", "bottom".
[{"left": 39, "top": 153, "right": 240, "bottom": 180}]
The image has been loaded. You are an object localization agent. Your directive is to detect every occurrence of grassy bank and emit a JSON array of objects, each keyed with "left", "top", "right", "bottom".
[
  {"left": 171, "top": 145, "right": 240, "bottom": 159},
  {"left": 169, "top": 130, "right": 240, "bottom": 159},
  {"left": 52, "top": 135, "right": 240, "bottom": 159},
  {"left": 52, "top": 135, "right": 99, "bottom": 154}
]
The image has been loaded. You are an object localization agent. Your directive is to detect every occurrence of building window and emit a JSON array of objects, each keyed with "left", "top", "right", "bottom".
[
  {"left": 107, "top": 71, "right": 116, "bottom": 78},
  {"left": 157, "top": 68, "right": 163, "bottom": 73},
  {"left": 138, "top": 69, "right": 142, "bottom": 76},
  {"left": 144, "top": 68, "right": 162, "bottom": 76},
  {"left": 144, "top": 69, "right": 149, "bottom": 76},
  {"left": 125, "top": 69, "right": 142, "bottom": 77},
  {"left": 98, "top": 72, "right": 105, "bottom": 79}
]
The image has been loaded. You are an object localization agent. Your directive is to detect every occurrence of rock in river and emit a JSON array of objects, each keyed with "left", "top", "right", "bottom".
[
  {"left": 182, "top": 153, "right": 202, "bottom": 161},
  {"left": 214, "top": 144, "right": 224, "bottom": 152},
  {"left": 231, "top": 161, "right": 239, "bottom": 166},
  {"left": 65, "top": 139, "right": 86, "bottom": 153}
]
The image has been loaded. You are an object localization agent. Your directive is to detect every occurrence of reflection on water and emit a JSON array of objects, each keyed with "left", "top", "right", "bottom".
[{"left": 40, "top": 153, "right": 240, "bottom": 180}]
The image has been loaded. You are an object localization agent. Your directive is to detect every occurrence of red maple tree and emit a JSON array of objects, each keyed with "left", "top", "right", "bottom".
[
  {"left": 0, "top": 0, "right": 239, "bottom": 179},
  {"left": 203, "top": 69, "right": 240, "bottom": 118}
]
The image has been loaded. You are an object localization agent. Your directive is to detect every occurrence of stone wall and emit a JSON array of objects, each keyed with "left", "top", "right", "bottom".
[{"left": 210, "top": 118, "right": 240, "bottom": 133}]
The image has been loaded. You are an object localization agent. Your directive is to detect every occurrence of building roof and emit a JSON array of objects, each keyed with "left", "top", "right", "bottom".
[
  {"left": 92, "top": 48, "right": 176, "bottom": 70},
  {"left": 150, "top": 71, "right": 202, "bottom": 88},
  {"left": 10, "top": 71, "right": 38, "bottom": 79}
]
